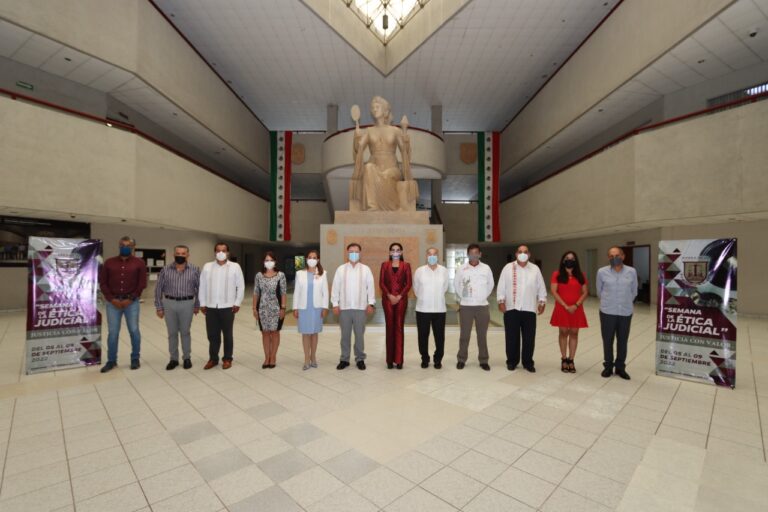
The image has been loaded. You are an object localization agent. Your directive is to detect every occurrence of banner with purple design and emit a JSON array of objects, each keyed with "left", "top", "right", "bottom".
[
  {"left": 656, "top": 239, "right": 737, "bottom": 388},
  {"left": 26, "top": 237, "right": 102, "bottom": 374}
]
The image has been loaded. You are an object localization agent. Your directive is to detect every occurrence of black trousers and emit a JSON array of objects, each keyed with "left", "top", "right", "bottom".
[
  {"left": 600, "top": 312, "right": 632, "bottom": 371},
  {"left": 415, "top": 312, "right": 446, "bottom": 363},
  {"left": 205, "top": 307, "right": 234, "bottom": 362},
  {"left": 504, "top": 310, "right": 537, "bottom": 368}
]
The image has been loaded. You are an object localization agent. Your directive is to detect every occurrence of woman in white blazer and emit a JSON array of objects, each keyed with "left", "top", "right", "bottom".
[{"left": 292, "top": 249, "right": 329, "bottom": 370}]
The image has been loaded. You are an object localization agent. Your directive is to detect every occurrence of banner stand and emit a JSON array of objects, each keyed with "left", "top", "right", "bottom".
[
  {"left": 26, "top": 237, "right": 102, "bottom": 374},
  {"left": 656, "top": 239, "right": 737, "bottom": 388}
]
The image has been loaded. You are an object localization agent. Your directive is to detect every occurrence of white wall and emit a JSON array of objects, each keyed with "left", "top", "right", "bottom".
[
  {"left": 0, "top": 95, "right": 270, "bottom": 311},
  {"left": 501, "top": 0, "right": 734, "bottom": 170},
  {"left": 0, "top": 96, "right": 269, "bottom": 241},
  {"left": 501, "top": 99, "right": 768, "bottom": 244}
]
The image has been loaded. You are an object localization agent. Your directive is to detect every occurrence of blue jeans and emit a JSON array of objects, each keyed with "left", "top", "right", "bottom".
[{"left": 105, "top": 300, "right": 141, "bottom": 363}]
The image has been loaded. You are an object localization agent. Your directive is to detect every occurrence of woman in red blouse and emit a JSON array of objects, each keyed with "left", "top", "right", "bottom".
[
  {"left": 380, "top": 242, "right": 412, "bottom": 369},
  {"left": 550, "top": 251, "right": 589, "bottom": 373}
]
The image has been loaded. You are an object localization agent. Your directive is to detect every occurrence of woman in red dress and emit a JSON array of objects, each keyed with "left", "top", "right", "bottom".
[
  {"left": 380, "top": 242, "right": 412, "bottom": 369},
  {"left": 550, "top": 251, "right": 589, "bottom": 373}
]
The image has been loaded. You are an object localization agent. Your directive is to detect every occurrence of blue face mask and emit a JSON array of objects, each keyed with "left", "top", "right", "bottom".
[
  {"left": 427, "top": 255, "right": 438, "bottom": 266},
  {"left": 349, "top": 252, "right": 360, "bottom": 263},
  {"left": 610, "top": 256, "right": 622, "bottom": 267},
  {"left": 119, "top": 246, "right": 132, "bottom": 257}
]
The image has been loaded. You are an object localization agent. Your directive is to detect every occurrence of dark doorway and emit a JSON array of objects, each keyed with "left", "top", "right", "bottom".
[{"left": 621, "top": 245, "right": 651, "bottom": 303}]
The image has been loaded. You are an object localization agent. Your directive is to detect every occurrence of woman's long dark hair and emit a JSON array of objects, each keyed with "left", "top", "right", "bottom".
[
  {"left": 388, "top": 242, "right": 405, "bottom": 262},
  {"left": 557, "top": 251, "right": 585, "bottom": 284},
  {"left": 262, "top": 251, "right": 278, "bottom": 274},
  {"left": 306, "top": 249, "right": 324, "bottom": 276}
]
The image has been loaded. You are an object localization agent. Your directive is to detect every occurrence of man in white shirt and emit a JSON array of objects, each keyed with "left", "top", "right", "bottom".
[
  {"left": 454, "top": 243, "right": 495, "bottom": 371},
  {"left": 331, "top": 243, "right": 375, "bottom": 370},
  {"left": 199, "top": 243, "right": 245, "bottom": 370},
  {"left": 413, "top": 247, "right": 449, "bottom": 369},
  {"left": 497, "top": 245, "right": 547, "bottom": 372}
]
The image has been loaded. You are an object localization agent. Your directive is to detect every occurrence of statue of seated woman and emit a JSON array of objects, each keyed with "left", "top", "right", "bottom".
[{"left": 349, "top": 96, "right": 418, "bottom": 212}]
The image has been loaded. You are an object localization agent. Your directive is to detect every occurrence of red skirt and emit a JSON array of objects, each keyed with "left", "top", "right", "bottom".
[{"left": 550, "top": 302, "right": 588, "bottom": 328}]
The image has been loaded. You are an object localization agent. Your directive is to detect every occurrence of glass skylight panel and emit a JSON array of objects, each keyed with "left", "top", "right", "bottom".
[{"left": 344, "top": 0, "right": 429, "bottom": 44}]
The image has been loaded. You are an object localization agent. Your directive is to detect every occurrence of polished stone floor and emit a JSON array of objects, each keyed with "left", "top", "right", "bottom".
[{"left": 0, "top": 298, "right": 766, "bottom": 511}]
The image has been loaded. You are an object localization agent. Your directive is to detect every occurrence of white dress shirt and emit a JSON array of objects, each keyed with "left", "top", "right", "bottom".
[
  {"left": 454, "top": 261, "right": 495, "bottom": 306},
  {"left": 198, "top": 261, "right": 245, "bottom": 309},
  {"left": 497, "top": 261, "right": 547, "bottom": 313},
  {"left": 413, "top": 264, "right": 449, "bottom": 313},
  {"left": 331, "top": 262, "right": 375, "bottom": 310}
]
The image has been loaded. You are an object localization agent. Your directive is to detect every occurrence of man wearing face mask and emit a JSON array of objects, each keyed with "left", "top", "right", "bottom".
[
  {"left": 198, "top": 243, "right": 245, "bottom": 370},
  {"left": 99, "top": 236, "right": 147, "bottom": 372},
  {"left": 596, "top": 246, "right": 637, "bottom": 380},
  {"left": 454, "top": 243, "right": 495, "bottom": 370},
  {"left": 497, "top": 245, "right": 547, "bottom": 372},
  {"left": 331, "top": 243, "right": 375, "bottom": 370},
  {"left": 413, "top": 247, "right": 449, "bottom": 369},
  {"left": 154, "top": 245, "right": 200, "bottom": 370}
]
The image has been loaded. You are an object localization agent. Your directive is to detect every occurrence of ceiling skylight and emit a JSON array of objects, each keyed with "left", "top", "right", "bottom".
[{"left": 344, "top": 0, "right": 430, "bottom": 44}]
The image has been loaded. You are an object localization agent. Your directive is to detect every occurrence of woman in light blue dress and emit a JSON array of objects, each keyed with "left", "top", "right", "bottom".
[{"left": 293, "top": 250, "right": 329, "bottom": 370}]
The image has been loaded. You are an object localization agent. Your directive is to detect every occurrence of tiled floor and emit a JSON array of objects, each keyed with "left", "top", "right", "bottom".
[{"left": 0, "top": 298, "right": 766, "bottom": 511}]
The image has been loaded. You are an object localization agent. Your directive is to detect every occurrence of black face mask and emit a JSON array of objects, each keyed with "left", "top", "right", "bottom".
[
  {"left": 563, "top": 260, "right": 576, "bottom": 269},
  {"left": 174, "top": 256, "right": 187, "bottom": 265}
]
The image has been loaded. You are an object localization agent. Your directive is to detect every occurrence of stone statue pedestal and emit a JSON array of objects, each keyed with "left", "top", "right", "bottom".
[
  {"left": 334, "top": 210, "right": 430, "bottom": 225},
  {"left": 320, "top": 218, "right": 443, "bottom": 300}
]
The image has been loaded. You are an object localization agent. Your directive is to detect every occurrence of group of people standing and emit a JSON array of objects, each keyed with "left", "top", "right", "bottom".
[{"left": 98, "top": 237, "right": 638, "bottom": 380}]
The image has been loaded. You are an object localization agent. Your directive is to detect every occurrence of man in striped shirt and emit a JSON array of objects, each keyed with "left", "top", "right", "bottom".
[{"left": 155, "top": 245, "right": 200, "bottom": 370}]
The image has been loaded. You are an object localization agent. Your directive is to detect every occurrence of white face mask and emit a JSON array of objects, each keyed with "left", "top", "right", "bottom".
[
  {"left": 306, "top": 258, "right": 318, "bottom": 268},
  {"left": 264, "top": 261, "right": 275, "bottom": 270},
  {"left": 517, "top": 253, "right": 529, "bottom": 263},
  {"left": 215, "top": 251, "right": 227, "bottom": 262}
]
